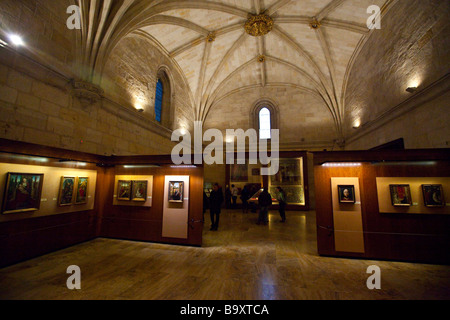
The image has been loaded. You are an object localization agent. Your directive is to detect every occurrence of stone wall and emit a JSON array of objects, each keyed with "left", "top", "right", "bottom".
[
  {"left": 204, "top": 85, "right": 337, "bottom": 151},
  {"left": 0, "top": 48, "right": 176, "bottom": 156}
]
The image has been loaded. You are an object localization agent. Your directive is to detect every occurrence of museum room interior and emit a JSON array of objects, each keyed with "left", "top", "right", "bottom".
[{"left": 0, "top": 0, "right": 449, "bottom": 301}]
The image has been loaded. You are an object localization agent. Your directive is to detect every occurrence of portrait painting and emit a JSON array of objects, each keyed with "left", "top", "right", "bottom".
[
  {"left": 132, "top": 181, "right": 148, "bottom": 202},
  {"left": 230, "top": 164, "right": 248, "bottom": 182},
  {"left": 2, "top": 173, "right": 44, "bottom": 214},
  {"left": 338, "top": 185, "right": 356, "bottom": 204},
  {"left": 390, "top": 184, "right": 412, "bottom": 207},
  {"left": 74, "top": 177, "right": 89, "bottom": 205},
  {"left": 422, "top": 184, "right": 445, "bottom": 208},
  {"left": 117, "top": 180, "right": 132, "bottom": 201},
  {"left": 169, "top": 181, "right": 184, "bottom": 203},
  {"left": 58, "top": 177, "right": 75, "bottom": 207}
]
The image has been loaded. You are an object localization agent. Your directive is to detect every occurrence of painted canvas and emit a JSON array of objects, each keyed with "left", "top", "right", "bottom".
[
  {"left": 390, "top": 185, "right": 412, "bottom": 207},
  {"left": 231, "top": 164, "right": 248, "bottom": 182},
  {"left": 2, "top": 173, "right": 44, "bottom": 214},
  {"left": 117, "top": 180, "right": 132, "bottom": 201},
  {"left": 74, "top": 177, "right": 89, "bottom": 205},
  {"left": 422, "top": 184, "right": 445, "bottom": 208},
  {"left": 270, "top": 158, "right": 302, "bottom": 186},
  {"left": 338, "top": 185, "right": 356, "bottom": 204},
  {"left": 132, "top": 181, "right": 148, "bottom": 202},
  {"left": 169, "top": 181, "right": 184, "bottom": 203},
  {"left": 58, "top": 177, "right": 76, "bottom": 206}
]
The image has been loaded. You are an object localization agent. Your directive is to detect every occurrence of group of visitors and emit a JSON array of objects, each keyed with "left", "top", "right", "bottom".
[{"left": 203, "top": 184, "right": 287, "bottom": 231}]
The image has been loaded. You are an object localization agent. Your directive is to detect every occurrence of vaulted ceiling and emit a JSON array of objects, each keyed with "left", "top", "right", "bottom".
[{"left": 74, "top": 0, "right": 401, "bottom": 140}]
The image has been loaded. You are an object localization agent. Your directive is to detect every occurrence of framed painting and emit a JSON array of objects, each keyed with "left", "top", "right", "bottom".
[
  {"left": 58, "top": 177, "right": 76, "bottom": 207},
  {"left": 169, "top": 181, "right": 184, "bottom": 203},
  {"left": 117, "top": 180, "right": 132, "bottom": 201},
  {"left": 230, "top": 164, "right": 248, "bottom": 182},
  {"left": 422, "top": 184, "right": 445, "bottom": 208},
  {"left": 390, "top": 184, "right": 412, "bottom": 207},
  {"left": 270, "top": 158, "right": 303, "bottom": 186},
  {"left": 132, "top": 181, "right": 148, "bottom": 202},
  {"left": 74, "top": 177, "right": 89, "bottom": 205},
  {"left": 338, "top": 185, "right": 356, "bottom": 204},
  {"left": 2, "top": 173, "right": 44, "bottom": 214}
]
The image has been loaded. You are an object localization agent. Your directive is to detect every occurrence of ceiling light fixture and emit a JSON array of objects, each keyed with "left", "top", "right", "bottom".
[
  {"left": 406, "top": 87, "right": 418, "bottom": 93},
  {"left": 8, "top": 34, "right": 25, "bottom": 46}
]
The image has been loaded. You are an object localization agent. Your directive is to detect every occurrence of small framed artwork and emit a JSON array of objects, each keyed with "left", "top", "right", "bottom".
[
  {"left": 338, "top": 185, "right": 356, "bottom": 204},
  {"left": 422, "top": 184, "right": 445, "bottom": 208},
  {"left": 132, "top": 181, "right": 148, "bottom": 202},
  {"left": 169, "top": 181, "right": 184, "bottom": 203},
  {"left": 2, "top": 173, "right": 44, "bottom": 214},
  {"left": 74, "top": 177, "right": 89, "bottom": 205},
  {"left": 117, "top": 180, "right": 132, "bottom": 201},
  {"left": 390, "top": 184, "right": 412, "bottom": 207},
  {"left": 58, "top": 177, "right": 76, "bottom": 207}
]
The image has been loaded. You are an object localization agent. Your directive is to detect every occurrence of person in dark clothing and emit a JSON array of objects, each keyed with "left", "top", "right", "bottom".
[
  {"left": 240, "top": 185, "right": 250, "bottom": 214},
  {"left": 209, "top": 183, "right": 224, "bottom": 231},
  {"left": 276, "top": 187, "right": 287, "bottom": 223},
  {"left": 258, "top": 188, "right": 272, "bottom": 225},
  {"left": 225, "top": 185, "right": 232, "bottom": 209}
]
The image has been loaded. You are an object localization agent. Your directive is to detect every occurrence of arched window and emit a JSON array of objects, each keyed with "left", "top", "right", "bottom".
[
  {"left": 251, "top": 99, "right": 279, "bottom": 140},
  {"left": 259, "top": 107, "right": 272, "bottom": 140},
  {"left": 155, "top": 79, "right": 163, "bottom": 123}
]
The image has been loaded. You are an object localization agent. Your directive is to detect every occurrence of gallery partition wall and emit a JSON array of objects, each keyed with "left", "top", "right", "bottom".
[
  {"left": 0, "top": 139, "right": 204, "bottom": 268},
  {"left": 314, "top": 149, "right": 450, "bottom": 264}
]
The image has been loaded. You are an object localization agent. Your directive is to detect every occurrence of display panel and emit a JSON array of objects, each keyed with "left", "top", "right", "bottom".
[
  {"left": 2, "top": 173, "right": 44, "bottom": 214},
  {"left": 376, "top": 177, "right": 450, "bottom": 215},
  {"left": 113, "top": 175, "right": 153, "bottom": 207}
]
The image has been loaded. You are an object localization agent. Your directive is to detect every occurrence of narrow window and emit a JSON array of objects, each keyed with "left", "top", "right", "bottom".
[
  {"left": 259, "top": 107, "right": 271, "bottom": 140},
  {"left": 155, "top": 79, "right": 163, "bottom": 123}
]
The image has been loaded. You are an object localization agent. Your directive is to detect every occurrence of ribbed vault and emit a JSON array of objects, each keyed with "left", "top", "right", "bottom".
[{"left": 73, "top": 0, "right": 397, "bottom": 140}]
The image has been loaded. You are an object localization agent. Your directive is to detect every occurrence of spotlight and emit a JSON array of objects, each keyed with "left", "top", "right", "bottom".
[
  {"left": 8, "top": 34, "right": 25, "bottom": 46},
  {"left": 406, "top": 87, "right": 418, "bottom": 93}
]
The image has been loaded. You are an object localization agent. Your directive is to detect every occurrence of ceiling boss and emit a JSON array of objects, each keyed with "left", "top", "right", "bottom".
[{"left": 245, "top": 13, "right": 274, "bottom": 37}]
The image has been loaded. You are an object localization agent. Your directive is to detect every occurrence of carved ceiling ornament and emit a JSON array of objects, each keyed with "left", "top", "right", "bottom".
[{"left": 245, "top": 13, "right": 274, "bottom": 37}]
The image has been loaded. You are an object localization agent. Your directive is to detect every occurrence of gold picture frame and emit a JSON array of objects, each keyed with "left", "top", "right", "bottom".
[{"left": 58, "top": 176, "right": 76, "bottom": 207}]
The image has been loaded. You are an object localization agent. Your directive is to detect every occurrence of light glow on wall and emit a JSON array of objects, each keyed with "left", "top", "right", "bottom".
[{"left": 8, "top": 34, "right": 25, "bottom": 46}]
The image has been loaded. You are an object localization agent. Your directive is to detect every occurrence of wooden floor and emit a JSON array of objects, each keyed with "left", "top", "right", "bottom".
[{"left": 1, "top": 210, "right": 449, "bottom": 300}]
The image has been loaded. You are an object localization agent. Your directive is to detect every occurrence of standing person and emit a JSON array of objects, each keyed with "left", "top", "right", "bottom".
[
  {"left": 231, "top": 184, "right": 239, "bottom": 208},
  {"left": 209, "top": 183, "right": 224, "bottom": 231},
  {"left": 258, "top": 188, "right": 272, "bottom": 225},
  {"left": 225, "top": 185, "right": 232, "bottom": 209},
  {"left": 276, "top": 187, "right": 287, "bottom": 223},
  {"left": 241, "top": 185, "right": 249, "bottom": 214}
]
